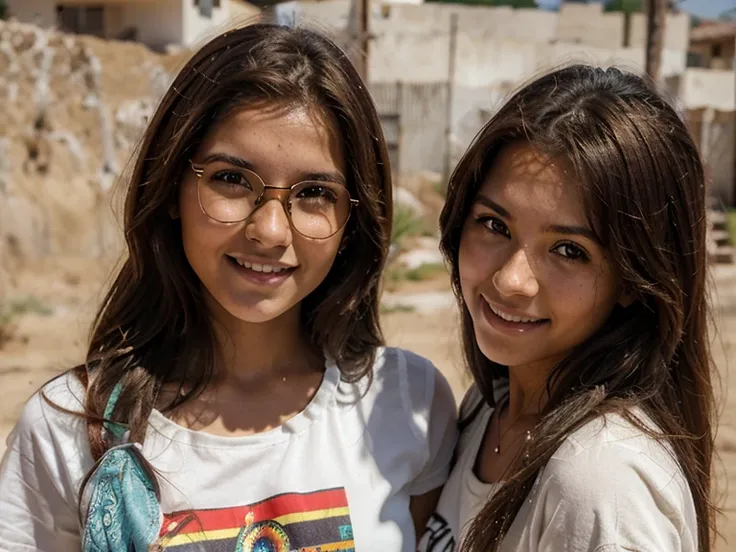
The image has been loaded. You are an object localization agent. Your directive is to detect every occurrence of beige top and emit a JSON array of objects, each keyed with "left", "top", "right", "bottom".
[{"left": 418, "top": 384, "right": 698, "bottom": 552}]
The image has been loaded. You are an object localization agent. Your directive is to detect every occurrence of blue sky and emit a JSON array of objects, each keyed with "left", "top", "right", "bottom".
[
  {"left": 679, "top": 0, "right": 736, "bottom": 18},
  {"left": 536, "top": 0, "right": 736, "bottom": 19}
]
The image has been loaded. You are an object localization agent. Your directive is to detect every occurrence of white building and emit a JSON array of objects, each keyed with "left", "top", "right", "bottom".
[{"left": 5, "top": 0, "right": 261, "bottom": 49}]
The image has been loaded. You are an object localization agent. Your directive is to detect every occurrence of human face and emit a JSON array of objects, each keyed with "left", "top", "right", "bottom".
[
  {"left": 179, "top": 104, "right": 348, "bottom": 325},
  {"left": 458, "top": 142, "right": 622, "bottom": 374}
]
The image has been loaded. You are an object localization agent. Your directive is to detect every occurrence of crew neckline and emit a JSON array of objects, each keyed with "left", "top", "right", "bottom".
[{"left": 146, "top": 356, "right": 341, "bottom": 448}]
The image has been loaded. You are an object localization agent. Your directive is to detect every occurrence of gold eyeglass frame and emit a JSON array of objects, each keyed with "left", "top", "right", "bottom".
[{"left": 189, "top": 160, "right": 359, "bottom": 240}]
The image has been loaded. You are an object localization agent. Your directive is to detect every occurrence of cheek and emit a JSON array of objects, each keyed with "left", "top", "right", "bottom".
[
  {"left": 179, "top": 182, "right": 206, "bottom": 239},
  {"left": 293, "top": 234, "right": 342, "bottom": 281},
  {"left": 179, "top": 184, "right": 233, "bottom": 267},
  {"left": 547, "top": 270, "right": 619, "bottom": 327},
  {"left": 458, "top": 231, "right": 498, "bottom": 289}
]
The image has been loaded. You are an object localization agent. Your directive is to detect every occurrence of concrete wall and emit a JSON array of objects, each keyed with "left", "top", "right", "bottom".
[
  {"left": 183, "top": 0, "right": 232, "bottom": 47},
  {"left": 6, "top": 0, "right": 56, "bottom": 27},
  {"left": 115, "top": 0, "right": 183, "bottom": 48},
  {"left": 7, "top": 0, "right": 232, "bottom": 49},
  {"left": 556, "top": 2, "right": 623, "bottom": 49},
  {"left": 682, "top": 68, "right": 736, "bottom": 111},
  {"left": 690, "top": 38, "right": 736, "bottom": 70},
  {"left": 399, "top": 82, "right": 448, "bottom": 175},
  {"left": 370, "top": 37, "right": 686, "bottom": 86},
  {"left": 629, "top": 12, "right": 690, "bottom": 51},
  {"left": 92, "top": 0, "right": 184, "bottom": 47},
  {"left": 276, "top": 0, "right": 351, "bottom": 35},
  {"left": 369, "top": 82, "right": 449, "bottom": 176},
  {"left": 375, "top": 4, "right": 557, "bottom": 43},
  {"left": 688, "top": 109, "right": 735, "bottom": 205}
]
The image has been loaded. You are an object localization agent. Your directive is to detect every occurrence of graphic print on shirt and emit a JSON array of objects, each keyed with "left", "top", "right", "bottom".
[
  {"left": 417, "top": 513, "right": 455, "bottom": 552},
  {"left": 158, "top": 487, "right": 355, "bottom": 551}
]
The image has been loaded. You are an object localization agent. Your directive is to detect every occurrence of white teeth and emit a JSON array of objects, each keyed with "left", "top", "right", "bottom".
[
  {"left": 233, "top": 258, "right": 287, "bottom": 273},
  {"left": 486, "top": 299, "right": 541, "bottom": 324}
]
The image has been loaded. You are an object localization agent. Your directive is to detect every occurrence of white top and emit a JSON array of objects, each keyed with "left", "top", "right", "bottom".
[
  {"left": 0, "top": 347, "right": 458, "bottom": 552},
  {"left": 418, "top": 385, "right": 698, "bottom": 552}
]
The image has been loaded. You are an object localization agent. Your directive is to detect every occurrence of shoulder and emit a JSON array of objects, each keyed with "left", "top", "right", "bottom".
[
  {"left": 546, "top": 411, "right": 688, "bottom": 491},
  {"left": 532, "top": 411, "right": 696, "bottom": 547},
  {"left": 10, "top": 371, "right": 88, "bottom": 451},
  {"left": 373, "top": 347, "right": 455, "bottom": 415},
  {"left": 374, "top": 346, "right": 439, "bottom": 382},
  {"left": 346, "top": 347, "right": 456, "bottom": 440},
  {"left": 372, "top": 349, "right": 458, "bottom": 493},
  {"left": 3, "top": 371, "right": 92, "bottom": 502}
]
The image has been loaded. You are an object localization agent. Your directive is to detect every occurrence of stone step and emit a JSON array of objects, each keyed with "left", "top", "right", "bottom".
[
  {"left": 709, "top": 229, "right": 731, "bottom": 245},
  {"left": 707, "top": 196, "right": 722, "bottom": 209},
  {"left": 711, "top": 245, "right": 736, "bottom": 264},
  {"left": 707, "top": 209, "right": 728, "bottom": 227}
]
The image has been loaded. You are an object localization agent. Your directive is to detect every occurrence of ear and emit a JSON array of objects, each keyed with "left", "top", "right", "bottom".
[
  {"left": 618, "top": 288, "right": 636, "bottom": 308},
  {"left": 338, "top": 227, "right": 354, "bottom": 254},
  {"left": 169, "top": 203, "right": 180, "bottom": 220}
]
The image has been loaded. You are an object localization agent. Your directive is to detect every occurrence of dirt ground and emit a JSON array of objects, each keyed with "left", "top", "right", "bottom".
[{"left": 0, "top": 260, "right": 735, "bottom": 550}]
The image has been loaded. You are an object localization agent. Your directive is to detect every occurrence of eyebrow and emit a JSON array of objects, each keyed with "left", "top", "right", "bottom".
[
  {"left": 475, "top": 194, "right": 511, "bottom": 218},
  {"left": 547, "top": 225, "right": 600, "bottom": 244},
  {"left": 201, "top": 152, "right": 347, "bottom": 186},
  {"left": 474, "top": 194, "right": 600, "bottom": 244}
]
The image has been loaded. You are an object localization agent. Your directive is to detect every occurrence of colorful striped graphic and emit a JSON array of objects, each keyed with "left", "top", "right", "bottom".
[{"left": 159, "top": 488, "right": 355, "bottom": 552}]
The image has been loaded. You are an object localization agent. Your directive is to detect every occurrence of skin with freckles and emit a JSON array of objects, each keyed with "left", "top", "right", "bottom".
[
  {"left": 434, "top": 64, "right": 714, "bottom": 552},
  {"left": 180, "top": 104, "right": 347, "bottom": 329},
  {"left": 160, "top": 104, "right": 348, "bottom": 437},
  {"left": 459, "top": 141, "right": 623, "bottom": 386}
]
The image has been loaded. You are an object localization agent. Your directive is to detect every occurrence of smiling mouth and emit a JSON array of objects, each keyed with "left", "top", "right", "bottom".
[
  {"left": 227, "top": 256, "right": 297, "bottom": 274},
  {"left": 484, "top": 298, "right": 547, "bottom": 324}
]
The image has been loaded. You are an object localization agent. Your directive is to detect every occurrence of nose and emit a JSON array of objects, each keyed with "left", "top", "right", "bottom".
[
  {"left": 244, "top": 196, "right": 293, "bottom": 249},
  {"left": 492, "top": 247, "right": 539, "bottom": 298}
]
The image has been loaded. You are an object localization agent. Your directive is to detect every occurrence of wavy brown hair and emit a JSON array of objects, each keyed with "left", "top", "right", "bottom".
[
  {"left": 440, "top": 65, "right": 716, "bottom": 551},
  {"left": 62, "top": 23, "right": 391, "bottom": 467}
]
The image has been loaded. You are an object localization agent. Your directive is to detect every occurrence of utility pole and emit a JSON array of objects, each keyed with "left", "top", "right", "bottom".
[
  {"left": 443, "top": 13, "right": 458, "bottom": 185},
  {"left": 645, "top": 0, "right": 666, "bottom": 82},
  {"left": 350, "top": 0, "right": 370, "bottom": 81}
]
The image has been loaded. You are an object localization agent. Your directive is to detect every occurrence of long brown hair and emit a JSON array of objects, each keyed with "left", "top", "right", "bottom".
[
  {"left": 440, "top": 65, "right": 715, "bottom": 551},
  {"left": 66, "top": 23, "right": 392, "bottom": 463}
]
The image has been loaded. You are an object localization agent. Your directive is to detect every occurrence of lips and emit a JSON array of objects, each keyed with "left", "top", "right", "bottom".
[
  {"left": 485, "top": 300, "right": 544, "bottom": 324},
  {"left": 232, "top": 258, "right": 288, "bottom": 273},
  {"left": 227, "top": 255, "right": 297, "bottom": 272},
  {"left": 481, "top": 296, "right": 549, "bottom": 329},
  {"left": 226, "top": 255, "right": 297, "bottom": 284}
]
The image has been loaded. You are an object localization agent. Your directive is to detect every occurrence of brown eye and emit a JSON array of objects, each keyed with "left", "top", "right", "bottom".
[
  {"left": 477, "top": 216, "right": 510, "bottom": 238},
  {"left": 553, "top": 242, "right": 588, "bottom": 261},
  {"left": 212, "top": 171, "right": 253, "bottom": 190},
  {"left": 295, "top": 184, "right": 339, "bottom": 204}
]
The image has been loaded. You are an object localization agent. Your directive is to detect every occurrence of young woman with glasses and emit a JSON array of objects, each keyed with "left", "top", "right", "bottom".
[{"left": 0, "top": 24, "right": 457, "bottom": 551}]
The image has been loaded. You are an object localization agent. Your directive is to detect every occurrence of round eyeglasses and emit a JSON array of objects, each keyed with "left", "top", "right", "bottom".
[{"left": 190, "top": 160, "right": 359, "bottom": 240}]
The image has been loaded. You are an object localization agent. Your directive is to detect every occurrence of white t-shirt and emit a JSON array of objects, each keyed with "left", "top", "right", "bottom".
[
  {"left": 418, "top": 385, "right": 698, "bottom": 552},
  {"left": 0, "top": 347, "right": 458, "bottom": 552}
]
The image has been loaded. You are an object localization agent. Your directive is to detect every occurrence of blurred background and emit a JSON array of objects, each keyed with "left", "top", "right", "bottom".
[{"left": 0, "top": 0, "right": 735, "bottom": 548}]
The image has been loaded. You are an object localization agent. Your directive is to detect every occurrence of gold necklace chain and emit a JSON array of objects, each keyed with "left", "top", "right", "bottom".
[{"left": 493, "top": 395, "right": 535, "bottom": 455}]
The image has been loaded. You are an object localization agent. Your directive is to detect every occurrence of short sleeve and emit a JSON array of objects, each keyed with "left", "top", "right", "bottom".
[
  {"left": 530, "top": 440, "right": 697, "bottom": 552},
  {"left": 402, "top": 351, "right": 458, "bottom": 496},
  {"left": 0, "top": 377, "right": 89, "bottom": 551}
]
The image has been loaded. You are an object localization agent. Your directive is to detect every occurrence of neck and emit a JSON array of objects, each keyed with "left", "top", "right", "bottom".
[
  {"left": 207, "top": 295, "right": 321, "bottom": 387},
  {"left": 505, "top": 361, "right": 554, "bottom": 419}
]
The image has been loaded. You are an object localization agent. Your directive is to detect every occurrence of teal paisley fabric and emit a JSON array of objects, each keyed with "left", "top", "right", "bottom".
[{"left": 81, "top": 383, "right": 162, "bottom": 551}]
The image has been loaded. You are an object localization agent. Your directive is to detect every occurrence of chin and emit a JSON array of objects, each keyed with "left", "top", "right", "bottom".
[
  {"left": 229, "top": 304, "right": 294, "bottom": 324},
  {"left": 211, "top": 291, "right": 299, "bottom": 325},
  {"left": 475, "top": 334, "right": 539, "bottom": 369}
]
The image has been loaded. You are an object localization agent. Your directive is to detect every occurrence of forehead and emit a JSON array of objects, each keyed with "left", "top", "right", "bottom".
[
  {"left": 478, "top": 142, "right": 587, "bottom": 224},
  {"left": 197, "top": 103, "right": 346, "bottom": 175}
]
